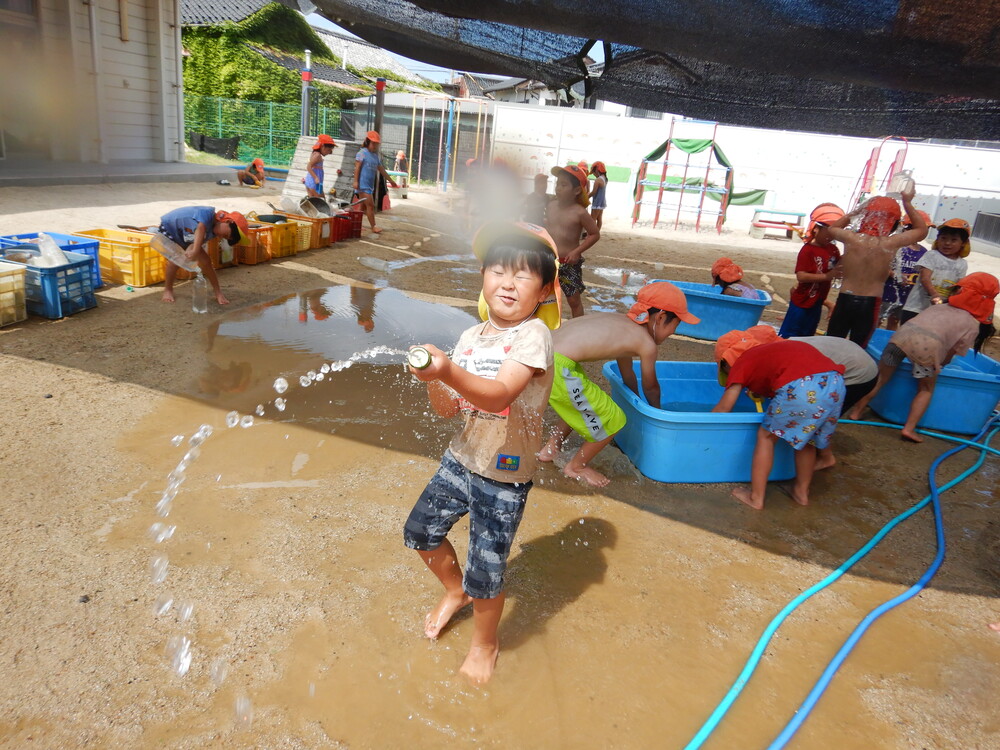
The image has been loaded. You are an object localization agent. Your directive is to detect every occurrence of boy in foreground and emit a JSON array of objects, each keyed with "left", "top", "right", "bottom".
[
  {"left": 404, "top": 222, "right": 560, "bottom": 685},
  {"left": 538, "top": 282, "right": 699, "bottom": 487},
  {"left": 158, "top": 206, "right": 248, "bottom": 305},
  {"left": 546, "top": 165, "right": 600, "bottom": 317}
]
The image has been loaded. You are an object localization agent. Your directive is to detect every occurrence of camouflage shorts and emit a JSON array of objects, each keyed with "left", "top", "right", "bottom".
[{"left": 403, "top": 450, "right": 531, "bottom": 599}]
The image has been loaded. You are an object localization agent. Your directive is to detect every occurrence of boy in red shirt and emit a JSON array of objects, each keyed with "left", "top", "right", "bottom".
[
  {"left": 778, "top": 204, "right": 845, "bottom": 338},
  {"left": 713, "top": 326, "right": 846, "bottom": 509}
]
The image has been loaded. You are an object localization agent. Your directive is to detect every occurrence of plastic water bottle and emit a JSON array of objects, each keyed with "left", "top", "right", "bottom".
[
  {"left": 886, "top": 169, "right": 914, "bottom": 198},
  {"left": 192, "top": 273, "right": 208, "bottom": 313}
]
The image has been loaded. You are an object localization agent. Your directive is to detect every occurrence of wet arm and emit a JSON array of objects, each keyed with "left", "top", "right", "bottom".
[
  {"left": 185, "top": 222, "right": 208, "bottom": 259},
  {"left": 352, "top": 160, "right": 361, "bottom": 192},
  {"left": 426, "top": 381, "right": 459, "bottom": 417},
  {"left": 712, "top": 384, "right": 743, "bottom": 412},
  {"left": 411, "top": 345, "right": 537, "bottom": 414},
  {"left": 639, "top": 355, "right": 661, "bottom": 409}
]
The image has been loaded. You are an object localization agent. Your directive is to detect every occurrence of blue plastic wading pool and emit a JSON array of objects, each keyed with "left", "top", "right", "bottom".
[
  {"left": 866, "top": 328, "right": 1000, "bottom": 435},
  {"left": 654, "top": 279, "right": 772, "bottom": 341},
  {"left": 603, "top": 360, "right": 795, "bottom": 483}
]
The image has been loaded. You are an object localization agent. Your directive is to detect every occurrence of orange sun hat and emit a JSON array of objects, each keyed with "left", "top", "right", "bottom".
[
  {"left": 947, "top": 272, "right": 998, "bottom": 324},
  {"left": 711, "top": 257, "right": 744, "bottom": 284},
  {"left": 550, "top": 165, "right": 590, "bottom": 207},
  {"left": 313, "top": 134, "right": 336, "bottom": 151},
  {"left": 935, "top": 217, "right": 972, "bottom": 257},
  {"left": 858, "top": 196, "right": 902, "bottom": 237},
  {"left": 805, "top": 203, "right": 845, "bottom": 241},
  {"left": 627, "top": 281, "right": 700, "bottom": 325},
  {"left": 714, "top": 325, "right": 779, "bottom": 368}
]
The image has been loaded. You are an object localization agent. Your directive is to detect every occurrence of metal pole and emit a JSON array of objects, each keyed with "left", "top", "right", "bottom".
[
  {"left": 450, "top": 101, "right": 461, "bottom": 185},
  {"left": 300, "top": 49, "right": 312, "bottom": 136},
  {"left": 436, "top": 100, "right": 446, "bottom": 185},
  {"left": 268, "top": 101, "right": 273, "bottom": 164},
  {"left": 474, "top": 103, "right": 482, "bottom": 159},
  {"left": 442, "top": 99, "right": 455, "bottom": 193},
  {"left": 417, "top": 98, "right": 427, "bottom": 183},
  {"left": 407, "top": 95, "right": 417, "bottom": 183},
  {"left": 374, "top": 77, "right": 386, "bottom": 135}
]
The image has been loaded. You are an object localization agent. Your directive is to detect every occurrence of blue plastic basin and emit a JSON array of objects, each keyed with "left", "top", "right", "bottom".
[
  {"left": 866, "top": 328, "right": 1000, "bottom": 434},
  {"left": 654, "top": 279, "right": 771, "bottom": 341},
  {"left": 603, "top": 360, "right": 795, "bottom": 483}
]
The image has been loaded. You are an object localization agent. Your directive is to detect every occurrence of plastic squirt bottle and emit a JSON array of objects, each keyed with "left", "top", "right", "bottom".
[{"left": 192, "top": 272, "right": 208, "bottom": 314}]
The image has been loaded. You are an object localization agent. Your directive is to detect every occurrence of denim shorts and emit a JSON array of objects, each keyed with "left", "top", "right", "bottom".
[{"left": 403, "top": 450, "right": 531, "bottom": 599}]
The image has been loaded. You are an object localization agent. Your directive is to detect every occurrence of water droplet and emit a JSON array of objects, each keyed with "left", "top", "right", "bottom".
[
  {"left": 226, "top": 411, "right": 240, "bottom": 428},
  {"left": 183, "top": 447, "right": 201, "bottom": 464},
  {"left": 171, "top": 435, "right": 185, "bottom": 447},
  {"left": 149, "top": 522, "right": 176, "bottom": 543},
  {"left": 197, "top": 424, "right": 214, "bottom": 439},
  {"left": 307, "top": 370, "right": 317, "bottom": 381},
  {"left": 178, "top": 600, "right": 194, "bottom": 622},
  {"left": 210, "top": 657, "right": 229, "bottom": 686},
  {"left": 166, "top": 635, "right": 192, "bottom": 677},
  {"left": 239, "top": 415, "right": 254, "bottom": 429},
  {"left": 579, "top": 519, "right": 585, "bottom": 524},
  {"left": 255, "top": 404, "right": 265, "bottom": 416},
  {"left": 234, "top": 695, "right": 253, "bottom": 729},
  {"left": 308, "top": 682, "right": 316, "bottom": 697},
  {"left": 275, "top": 398, "right": 286, "bottom": 412},
  {"left": 299, "top": 376, "right": 311, "bottom": 388},
  {"left": 153, "top": 593, "right": 173, "bottom": 616},
  {"left": 156, "top": 499, "right": 173, "bottom": 518},
  {"left": 273, "top": 377, "right": 288, "bottom": 394},
  {"left": 167, "top": 469, "right": 185, "bottom": 487},
  {"left": 188, "top": 433, "right": 206, "bottom": 448},
  {"left": 150, "top": 555, "right": 169, "bottom": 584},
  {"left": 315, "top": 372, "right": 325, "bottom": 381},
  {"left": 320, "top": 364, "right": 330, "bottom": 374},
  {"left": 159, "top": 486, "right": 178, "bottom": 504}
]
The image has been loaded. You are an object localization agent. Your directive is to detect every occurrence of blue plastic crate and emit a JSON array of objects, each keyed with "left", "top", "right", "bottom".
[
  {"left": 603, "top": 360, "right": 795, "bottom": 483},
  {"left": 865, "top": 328, "right": 1000, "bottom": 434},
  {"left": 0, "top": 232, "right": 102, "bottom": 288},
  {"left": 652, "top": 279, "right": 771, "bottom": 341},
  {"left": 0, "top": 250, "right": 97, "bottom": 319}
]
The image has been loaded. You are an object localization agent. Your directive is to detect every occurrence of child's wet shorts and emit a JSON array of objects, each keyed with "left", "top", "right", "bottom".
[
  {"left": 881, "top": 342, "right": 934, "bottom": 378},
  {"left": 550, "top": 353, "right": 626, "bottom": 442},
  {"left": 241, "top": 174, "right": 257, "bottom": 186},
  {"left": 403, "top": 450, "right": 531, "bottom": 599},
  {"left": 559, "top": 260, "right": 585, "bottom": 298},
  {"left": 763, "top": 371, "right": 845, "bottom": 450}
]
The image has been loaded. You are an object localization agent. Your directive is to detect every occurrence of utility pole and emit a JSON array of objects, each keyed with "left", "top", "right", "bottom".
[
  {"left": 300, "top": 49, "right": 312, "bottom": 135},
  {"left": 374, "top": 77, "right": 386, "bottom": 135}
]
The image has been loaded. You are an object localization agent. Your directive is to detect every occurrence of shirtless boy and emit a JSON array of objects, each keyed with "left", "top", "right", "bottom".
[
  {"left": 538, "top": 281, "right": 698, "bottom": 486},
  {"left": 546, "top": 165, "right": 600, "bottom": 318},
  {"left": 825, "top": 184, "right": 928, "bottom": 346}
]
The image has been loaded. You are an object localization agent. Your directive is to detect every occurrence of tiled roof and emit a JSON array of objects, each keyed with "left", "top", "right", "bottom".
[
  {"left": 249, "top": 46, "right": 369, "bottom": 89},
  {"left": 312, "top": 27, "right": 423, "bottom": 83},
  {"left": 180, "top": 0, "right": 272, "bottom": 26}
]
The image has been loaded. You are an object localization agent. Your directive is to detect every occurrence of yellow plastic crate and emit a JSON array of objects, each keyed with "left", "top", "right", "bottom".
[
  {"left": 0, "top": 261, "right": 27, "bottom": 327},
  {"left": 247, "top": 212, "right": 297, "bottom": 258},
  {"left": 72, "top": 228, "right": 164, "bottom": 287},
  {"left": 277, "top": 212, "right": 333, "bottom": 249},
  {"left": 238, "top": 223, "right": 274, "bottom": 265},
  {"left": 289, "top": 219, "right": 313, "bottom": 253}
]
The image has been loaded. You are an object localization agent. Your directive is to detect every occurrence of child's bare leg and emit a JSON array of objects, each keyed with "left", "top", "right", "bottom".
[
  {"left": 732, "top": 427, "right": 774, "bottom": 509},
  {"left": 417, "top": 540, "right": 472, "bottom": 639},
  {"left": 195, "top": 251, "right": 229, "bottom": 305},
  {"left": 787, "top": 444, "right": 818, "bottom": 505},
  {"left": 563, "top": 434, "right": 615, "bottom": 488},
  {"left": 361, "top": 194, "right": 380, "bottom": 232},
  {"left": 901, "top": 376, "right": 936, "bottom": 442},
  {"left": 566, "top": 293, "right": 585, "bottom": 318},
  {"left": 989, "top": 621, "right": 1000, "bottom": 632},
  {"left": 538, "top": 420, "right": 573, "bottom": 462},
  {"left": 162, "top": 261, "right": 179, "bottom": 302},
  {"left": 815, "top": 444, "right": 836, "bottom": 471},
  {"left": 236, "top": 169, "right": 247, "bottom": 186},
  {"left": 845, "top": 362, "right": 895, "bottom": 420},
  {"left": 459, "top": 592, "right": 505, "bottom": 685}
]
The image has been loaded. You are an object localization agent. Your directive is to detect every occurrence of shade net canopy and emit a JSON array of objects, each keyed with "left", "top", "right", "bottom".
[{"left": 296, "top": 0, "right": 1000, "bottom": 139}]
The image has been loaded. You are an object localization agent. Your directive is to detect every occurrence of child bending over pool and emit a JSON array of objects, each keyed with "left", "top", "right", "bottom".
[
  {"left": 538, "top": 281, "right": 699, "bottom": 487},
  {"left": 845, "top": 272, "right": 998, "bottom": 442},
  {"left": 713, "top": 326, "right": 845, "bottom": 509},
  {"left": 711, "top": 257, "right": 758, "bottom": 298},
  {"left": 404, "top": 221, "right": 559, "bottom": 685}
]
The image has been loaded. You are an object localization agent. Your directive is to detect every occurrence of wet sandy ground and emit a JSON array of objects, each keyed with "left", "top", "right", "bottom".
[{"left": 1, "top": 184, "right": 999, "bottom": 748}]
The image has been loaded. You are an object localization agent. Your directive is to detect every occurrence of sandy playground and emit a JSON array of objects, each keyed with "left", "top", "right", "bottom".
[{"left": 0, "top": 181, "right": 999, "bottom": 749}]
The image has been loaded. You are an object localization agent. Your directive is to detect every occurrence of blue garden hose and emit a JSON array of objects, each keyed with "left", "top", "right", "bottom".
[{"left": 684, "top": 414, "right": 1000, "bottom": 750}]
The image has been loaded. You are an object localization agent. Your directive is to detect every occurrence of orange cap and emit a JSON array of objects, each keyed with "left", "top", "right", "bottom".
[
  {"left": 935, "top": 218, "right": 972, "bottom": 257},
  {"left": 902, "top": 209, "right": 932, "bottom": 228},
  {"left": 947, "top": 272, "right": 998, "bottom": 324},
  {"left": 472, "top": 221, "right": 562, "bottom": 330},
  {"left": 365, "top": 130, "right": 381, "bottom": 143},
  {"left": 805, "top": 202, "right": 845, "bottom": 241},
  {"left": 252, "top": 158, "right": 264, "bottom": 168},
  {"left": 711, "top": 257, "right": 743, "bottom": 284},
  {"left": 714, "top": 325, "right": 779, "bottom": 367},
  {"left": 859, "top": 196, "right": 902, "bottom": 237},
  {"left": 551, "top": 165, "right": 590, "bottom": 207},
  {"left": 576, "top": 160, "right": 589, "bottom": 172},
  {"left": 216, "top": 210, "right": 250, "bottom": 245},
  {"left": 591, "top": 161, "right": 606, "bottom": 174},
  {"left": 313, "top": 134, "right": 336, "bottom": 150},
  {"left": 628, "top": 281, "right": 700, "bottom": 326}
]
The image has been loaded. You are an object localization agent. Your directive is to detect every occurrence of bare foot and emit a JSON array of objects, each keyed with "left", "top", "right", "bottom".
[
  {"left": 815, "top": 453, "right": 836, "bottom": 471},
  {"left": 459, "top": 643, "right": 499, "bottom": 685},
  {"left": 537, "top": 440, "right": 561, "bottom": 463},
  {"left": 777, "top": 482, "right": 810, "bottom": 506},
  {"left": 161, "top": 290, "right": 176, "bottom": 303},
  {"left": 900, "top": 430, "right": 923, "bottom": 443},
  {"left": 563, "top": 463, "right": 610, "bottom": 488},
  {"left": 732, "top": 486, "right": 764, "bottom": 510},
  {"left": 215, "top": 292, "right": 230, "bottom": 305},
  {"left": 843, "top": 407, "right": 861, "bottom": 421},
  {"left": 424, "top": 591, "right": 472, "bottom": 640},
  {"left": 371, "top": 226, "right": 383, "bottom": 234},
  {"left": 989, "top": 622, "right": 1000, "bottom": 632}
]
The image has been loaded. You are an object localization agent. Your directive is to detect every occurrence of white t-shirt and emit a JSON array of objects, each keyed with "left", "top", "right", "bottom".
[
  {"left": 448, "top": 318, "right": 553, "bottom": 484},
  {"left": 789, "top": 336, "right": 877, "bottom": 385},
  {"left": 902, "top": 250, "right": 968, "bottom": 313}
]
